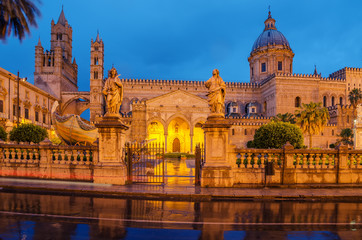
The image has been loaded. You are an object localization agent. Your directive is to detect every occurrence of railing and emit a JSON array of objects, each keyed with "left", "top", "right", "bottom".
[
  {"left": 0, "top": 142, "right": 98, "bottom": 181},
  {"left": 232, "top": 145, "right": 362, "bottom": 185},
  {"left": 235, "top": 149, "right": 283, "bottom": 169},
  {"left": 0, "top": 143, "right": 97, "bottom": 165}
]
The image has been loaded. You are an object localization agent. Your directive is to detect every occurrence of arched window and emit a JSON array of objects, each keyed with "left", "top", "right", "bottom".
[
  {"left": 339, "top": 97, "right": 343, "bottom": 105},
  {"left": 263, "top": 101, "right": 267, "bottom": 112},
  {"left": 295, "top": 97, "right": 301, "bottom": 107},
  {"left": 244, "top": 129, "right": 247, "bottom": 135},
  {"left": 347, "top": 115, "right": 349, "bottom": 123},
  {"left": 331, "top": 96, "right": 335, "bottom": 106},
  {"left": 0, "top": 100, "right": 3, "bottom": 113},
  {"left": 323, "top": 96, "right": 327, "bottom": 107}
]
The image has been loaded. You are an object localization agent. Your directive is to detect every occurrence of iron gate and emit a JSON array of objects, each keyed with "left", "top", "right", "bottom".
[
  {"left": 125, "top": 142, "right": 165, "bottom": 184},
  {"left": 195, "top": 143, "right": 205, "bottom": 186}
]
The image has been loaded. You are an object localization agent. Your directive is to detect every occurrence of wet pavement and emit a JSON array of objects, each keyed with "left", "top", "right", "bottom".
[
  {"left": 0, "top": 177, "right": 362, "bottom": 201},
  {"left": 0, "top": 159, "right": 361, "bottom": 201},
  {"left": 0, "top": 191, "right": 361, "bottom": 239}
]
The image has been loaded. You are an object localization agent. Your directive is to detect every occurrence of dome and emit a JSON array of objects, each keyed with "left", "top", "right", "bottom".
[
  {"left": 251, "top": 29, "right": 290, "bottom": 52},
  {"left": 251, "top": 11, "right": 291, "bottom": 53}
]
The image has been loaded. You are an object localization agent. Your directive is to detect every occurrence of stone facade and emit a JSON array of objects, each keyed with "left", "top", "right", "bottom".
[
  {"left": 1, "top": 9, "right": 361, "bottom": 150},
  {"left": 0, "top": 67, "right": 57, "bottom": 131}
]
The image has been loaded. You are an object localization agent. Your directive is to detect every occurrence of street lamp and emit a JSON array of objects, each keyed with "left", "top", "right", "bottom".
[{"left": 16, "top": 71, "right": 27, "bottom": 127}]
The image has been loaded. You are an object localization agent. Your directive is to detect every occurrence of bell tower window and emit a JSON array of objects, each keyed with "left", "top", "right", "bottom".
[
  {"left": 261, "top": 63, "right": 266, "bottom": 72},
  {"left": 94, "top": 71, "right": 98, "bottom": 79},
  {"left": 278, "top": 61, "right": 282, "bottom": 71}
]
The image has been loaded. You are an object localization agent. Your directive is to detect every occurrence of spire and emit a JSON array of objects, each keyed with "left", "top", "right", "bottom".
[
  {"left": 57, "top": 6, "right": 67, "bottom": 26},
  {"left": 37, "top": 37, "right": 42, "bottom": 47},
  {"left": 314, "top": 65, "right": 318, "bottom": 75},
  {"left": 96, "top": 30, "right": 101, "bottom": 42}
]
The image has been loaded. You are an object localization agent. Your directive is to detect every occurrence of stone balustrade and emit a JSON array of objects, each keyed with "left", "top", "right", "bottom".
[
  {"left": 232, "top": 145, "right": 362, "bottom": 186},
  {"left": 0, "top": 142, "right": 98, "bottom": 181}
]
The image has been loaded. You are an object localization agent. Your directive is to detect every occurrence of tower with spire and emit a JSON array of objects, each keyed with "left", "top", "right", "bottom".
[
  {"left": 89, "top": 32, "right": 105, "bottom": 122},
  {"left": 34, "top": 7, "right": 78, "bottom": 99}
]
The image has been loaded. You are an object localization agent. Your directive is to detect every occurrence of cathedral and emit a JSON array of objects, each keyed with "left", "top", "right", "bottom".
[{"left": 1, "top": 9, "right": 361, "bottom": 151}]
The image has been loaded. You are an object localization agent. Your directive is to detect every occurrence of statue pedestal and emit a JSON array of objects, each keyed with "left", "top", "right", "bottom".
[
  {"left": 93, "top": 114, "right": 129, "bottom": 185},
  {"left": 201, "top": 115, "right": 233, "bottom": 187}
]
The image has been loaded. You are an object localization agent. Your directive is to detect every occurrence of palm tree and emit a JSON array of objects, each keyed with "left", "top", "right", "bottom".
[
  {"left": 348, "top": 88, "right": 362, "bottom": 121},
  {"left": 295, "top": 102, "right": 330, "bottom": 148},
  {"left": 0, "top": 0, "right": 41, "bottom": 41},
  {"left": 272, "top": 113, "right": 296, "bottom": 124}
]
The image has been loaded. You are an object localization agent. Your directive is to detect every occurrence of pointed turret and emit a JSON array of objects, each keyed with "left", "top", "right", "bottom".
[
  {"left": 57, "top": 7, "right": 67, "bottom": 26},
  {"left": 314, "top": 65, "right": 318, "bottom": 75},
  {"left": 37, "top": 37, "right": 42, "bottom": 47},
  {"left": 95, "top": 31, "right": 101, "bottom": 43}
]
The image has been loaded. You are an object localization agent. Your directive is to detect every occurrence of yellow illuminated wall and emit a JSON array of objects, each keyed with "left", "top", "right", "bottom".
[
  {"left": 167, "top": 117, "right": 190, "bottom": 153},
  {"left": 147, "top": 121, "right": 164, "bottom": 145},
  {"left": 193, "top": 122, "right": 204, "bottom": 149}
]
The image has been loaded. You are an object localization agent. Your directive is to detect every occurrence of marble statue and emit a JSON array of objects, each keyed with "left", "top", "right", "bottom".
[
  {"left": 205, "top": 69, "right": 226, "bottom": 115},
  {"left": 103, "top": 67, "right": 123, "bottom": 114}
]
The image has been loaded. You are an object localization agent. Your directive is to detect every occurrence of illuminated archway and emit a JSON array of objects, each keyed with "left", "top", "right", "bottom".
[
  {"left": 147, "top": 120, "right": 164, "bottom": 146},
  {"left": 167, "top": 117, "right": 190, "bottom": 153}
]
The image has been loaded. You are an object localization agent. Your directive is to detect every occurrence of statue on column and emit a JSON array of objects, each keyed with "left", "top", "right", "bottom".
[
  {"left": 103, "top": 67, "right": 123, "bottom": 115},
  {"left": 205, "top": 69, "right": 226, "bottom": 115}
]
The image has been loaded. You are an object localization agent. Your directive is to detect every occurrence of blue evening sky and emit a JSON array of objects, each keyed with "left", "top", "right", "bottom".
[{"left": 0, "top": 0, "right": 361, "bottom": 91}]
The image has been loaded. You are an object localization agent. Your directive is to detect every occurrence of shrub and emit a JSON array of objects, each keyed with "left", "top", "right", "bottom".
[
  {"left": 0, "top": 125, "right": 7, "bottom": 141},
  {"left": 252, "top": 121, "right": 304, "bottom": 149},
  {"left": 246, "top": 140, "right": 255, "bottom": 148},
  {"left": 10, "top": 123, "right": 48, "bottom": 143}
]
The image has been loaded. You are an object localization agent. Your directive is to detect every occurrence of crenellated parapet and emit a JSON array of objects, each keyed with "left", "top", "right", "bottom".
[
  {"left": 121, "top": 78, "right": 260, "bottom": 89},
  {"left": 329, "top": 67, "right": 362, "bottom": 80},
  {"left": 260, "top": 72, "right": 345, "bottom": 85}
]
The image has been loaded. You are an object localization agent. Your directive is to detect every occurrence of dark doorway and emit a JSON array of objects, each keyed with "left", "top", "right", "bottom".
[{"left": 173, "top": 138, "right": 180, "bottom": 152}]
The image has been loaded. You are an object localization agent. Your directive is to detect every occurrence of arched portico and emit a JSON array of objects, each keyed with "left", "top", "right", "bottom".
[{"left": 167, "top": 117, "right": 190, "bottom": 153}]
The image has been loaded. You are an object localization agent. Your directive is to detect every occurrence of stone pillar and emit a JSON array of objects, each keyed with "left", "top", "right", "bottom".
[
  {"left": 337, "top": 144, "right": 349, "bottom": 183},
  {"left": 93, "top": 114, "right": 129, "bottom": 185},
  {"left": 282, "top": 142, "right": 295, "bottom": 185},
  {"left": 201, "top": 115, "right": 233, "bottom": 187}
]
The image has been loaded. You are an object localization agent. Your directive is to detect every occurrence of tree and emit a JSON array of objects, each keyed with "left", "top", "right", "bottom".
[
  {"left": 9, "top": 123, "right": 47, "bottom": 143},
  {"left": 336, "top": 128, "right": 354, "bottom": 147},
  {"left": 0, "top": 125, "right": 7, "bottom": 141},
  {"left": 272, "top": 113, "right": 296, "bottom": 124},
  {"left": 0, "top": 0, "right": 41, "bottom": 41},
  {"left": 249, "top": 121, "right": 304, "bottom": 149},
  {"left": 348, "top": 88, "right": 362, "bottom": 120},
  {"left": 295, "top": 102, "right": 330, "bottom": 148}
]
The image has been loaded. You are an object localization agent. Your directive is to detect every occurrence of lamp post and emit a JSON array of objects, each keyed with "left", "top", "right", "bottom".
[
  {"left": 16, "top": 71, "right": 27, "bottom": 127},
  {"left": 17, "top": 71, "right": 19, "bottom": 126}
]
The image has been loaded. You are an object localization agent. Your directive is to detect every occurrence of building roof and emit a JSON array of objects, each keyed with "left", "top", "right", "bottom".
[{"left": 251, "top": 11, "right": 291, "bottom": 53}]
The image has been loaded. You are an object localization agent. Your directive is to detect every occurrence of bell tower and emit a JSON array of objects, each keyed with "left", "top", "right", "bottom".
[
  {"left": 34, "top": 7, "right": 78, "bottom": 99},
  {"left": 89, "top": 32, "right": 105, "bottom": 122}
]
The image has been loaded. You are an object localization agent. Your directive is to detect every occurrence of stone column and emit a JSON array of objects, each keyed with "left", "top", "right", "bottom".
[
  {"left": 281, "top": 142, "right": 296, "bottom": 185},
  {"left": 93, "top": 114, "right": 129, "bottom": 185},
  {"left": 201, "top": 115, "right": 233, "bottom": 187},
  {"left": 164, "top": 134, "right": 168, "bottom": 153},
  {"left": 190, "top": 133, "right": 193, "bottom": 154}
]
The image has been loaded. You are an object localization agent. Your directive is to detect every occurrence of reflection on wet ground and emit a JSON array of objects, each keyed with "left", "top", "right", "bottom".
[
  {"left": 165, "top": 158, "right": 195, "bottom": 186},
  {"left": 0, "top": 192, "right": 361, "bottom": 239}
]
